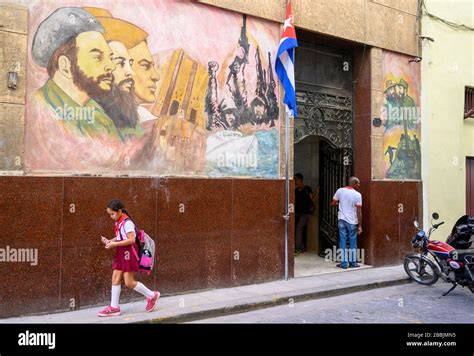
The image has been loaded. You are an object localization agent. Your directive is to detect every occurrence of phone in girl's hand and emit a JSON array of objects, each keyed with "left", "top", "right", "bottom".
[{"left": 101, "top": 236, "right": 108, "bottom": 244}]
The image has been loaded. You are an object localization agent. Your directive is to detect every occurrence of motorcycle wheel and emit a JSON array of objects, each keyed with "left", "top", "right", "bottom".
[{"left": 404, "top": 253, "right": 439, "bottom": 285}]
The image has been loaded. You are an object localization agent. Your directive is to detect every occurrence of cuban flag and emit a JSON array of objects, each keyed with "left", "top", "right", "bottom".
[{"left": 275, "top": 0, "right": 298, "bottom": 117}]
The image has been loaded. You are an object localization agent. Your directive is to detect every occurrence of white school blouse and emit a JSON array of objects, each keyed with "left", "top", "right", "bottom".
[{"left": 115, "top": 220, "right": 136, "bottom": 241}]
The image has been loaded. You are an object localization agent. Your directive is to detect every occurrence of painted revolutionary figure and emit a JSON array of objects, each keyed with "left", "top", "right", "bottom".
[
  {"left": 24, "top": 2, "right": 279, "bottom": 177},
  {"left": 203, "top": 14, "right": 280, "bottom": 174},
  {"left": 82, "top": 7, "right": 145, "bottom": 134},
  {"left": 383, "top": 78, "right": 421, "bottom": 179},
  {"left": 26, "top": 7, "right": 159, "bottom": 172},
  {"left": 26, "top": 6, "right": 206, "bottom": 174},
  {"left": 384, "top": 145, "right": 397, "bottom": 165},
  {"left": 205, "top": 15, "right": 279, "bottom": 131},
  {"left": 85, "top": 7, "right": 207, "bottom": 173},
  {"left": 30, "top": 8, "right": 116, "bottom": 134}
]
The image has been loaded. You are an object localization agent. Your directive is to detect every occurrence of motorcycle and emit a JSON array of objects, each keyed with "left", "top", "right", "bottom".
[{"left": 403, "top": 212, "right": 474, "bottom": 296}]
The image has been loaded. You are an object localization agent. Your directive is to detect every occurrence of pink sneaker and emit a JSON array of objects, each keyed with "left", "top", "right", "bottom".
[
  {"left": 146, "top": 291, "right": 160, "bottom": 312},
  {"left": 97, "top": 305, "right": 121, "bottom": 317}
]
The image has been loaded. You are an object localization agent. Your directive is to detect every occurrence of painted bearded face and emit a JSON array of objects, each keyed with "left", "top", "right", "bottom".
[
  {"left": 108, "top": 41, "right": 134, "bottom": 93},
  {"left": 91, "top": 41, "right": 140, "bottom": 129},
  {"left": 395, "top": 84, "right": 406, "bottom": 99},
  {"left": 71, "top": 31, "right": 115, "bottom": 97},
  {"left": 386, "top": 86, "right": 395, "bottom": 101}
]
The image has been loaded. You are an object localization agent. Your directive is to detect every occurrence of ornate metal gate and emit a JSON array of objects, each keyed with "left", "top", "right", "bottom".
[
  {"left": 319, "top": 141, "right": 353, "bottom": 253},
  {"left": 294, "top": 41, "right": 354, "bottom": 255}
]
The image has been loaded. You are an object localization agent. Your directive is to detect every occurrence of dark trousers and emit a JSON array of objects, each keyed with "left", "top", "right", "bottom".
[{"left": 295, "top": 214, "right": 310, "bottom": 251}]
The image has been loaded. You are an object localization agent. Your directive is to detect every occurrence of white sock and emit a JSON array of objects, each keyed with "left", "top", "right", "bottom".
[
  {"left": 133, "top": 282, "right": 155, "bottom": 299},
  {"left": 111, "top": 285, "right": 121, "bottom": 308}
]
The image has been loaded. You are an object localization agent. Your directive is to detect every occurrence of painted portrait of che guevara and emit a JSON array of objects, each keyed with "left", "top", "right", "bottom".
[{"left": 26, "top": 6, "right": 206, "bottom": 174}]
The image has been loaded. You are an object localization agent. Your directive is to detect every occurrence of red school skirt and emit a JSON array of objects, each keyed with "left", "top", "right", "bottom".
[{"left": 112, "top": 244, "right": 139, "bottom": 272}]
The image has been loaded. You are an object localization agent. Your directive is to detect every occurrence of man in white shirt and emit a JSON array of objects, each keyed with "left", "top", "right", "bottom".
[{"left": 331, "top": 177, "right": 363, "bottom": 269}]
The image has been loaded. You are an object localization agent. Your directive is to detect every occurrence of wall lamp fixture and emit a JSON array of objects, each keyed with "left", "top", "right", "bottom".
[
  {"left": 7, "top": 63, "right": 20, "bottom": 90},
  {"left": 408, "top": 57, "right": 422, "bottom": 63}
]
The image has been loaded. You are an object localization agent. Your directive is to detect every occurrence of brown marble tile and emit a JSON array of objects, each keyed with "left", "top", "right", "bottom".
[
  {"left": 357, "top": 181, "right": 372, "bottom": 264},
  {"left": 231, "top": 231, "right": 285, "bottom": 286},
  {"left": 61, "top": 177, "right": 157, "bottom": 248},
  {"left": 231, "top": 179, "right": 286, "bottom": 285},
  {"left": 353, "top": 115, "right": 372, "bottom": 182},
  {"left": 60, "top": 245, "right": 156, "bottom": 310},
  {"left": 0, "top": 177, "right": 63, "bottom": 248},
  {"left": 353, "top": 46, "right": 372, "bottom": 183},
  {"left": 154, "top": 178, "right": 232, "bottom": 293},
  {"left": 156, "top": 178, "right": 232, "bottom": 243},
  {"left": 370, "top": 181, "right": 401, "bottom": 266},
  {"left": 60, "top": 177, "right": 158, "bottom": 309},
  {"left": 354, "top": 88, "right": 371, "bottom": 117},
  {"left": 399, "top": 182, "right": 423, "bottom": 258},
  {"left": 0, "top": 248, "right": 60, "bottom": 318},
  {"left": 59, "top": 246, "right": 111, "bottom": 310},
  {"left": 288, "top": 179, "right": 295, "bottom": 278},
  {"left": 4, "top": 175, "right": 400, "bottom": 316},
  {"left": 353, "top": 46, "right": 372, "bottom": 90},
  {"left": 0, "top": 177, "right": 63, "bottom": 317},
  {"left": 309, "top": 178, "right": 422, "bottom": 268},
  {"left": 156, "top": 237, "right": 231, "bottom": 294}
]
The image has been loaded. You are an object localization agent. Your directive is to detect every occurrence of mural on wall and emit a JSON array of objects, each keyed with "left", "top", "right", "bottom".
[
  {"left": 24, "top": 0, "right": 280, "bottom": 177},
  {"left": 381, "top": 51, "right": 421, "bottom": 180}
]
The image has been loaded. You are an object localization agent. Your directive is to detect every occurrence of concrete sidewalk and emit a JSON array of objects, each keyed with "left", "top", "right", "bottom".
[{"left": 1, "top": 265, "right": 410, "bottom": 324}]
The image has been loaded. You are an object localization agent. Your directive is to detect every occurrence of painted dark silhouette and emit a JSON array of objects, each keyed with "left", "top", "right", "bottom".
[{"left": 205, "top": 14, "right": 279, "bottom": 131}]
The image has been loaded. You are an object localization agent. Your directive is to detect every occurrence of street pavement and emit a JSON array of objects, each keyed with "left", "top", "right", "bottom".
[
  {"left": 1, "top": 265, "right": 409, "bottom": 323},
  {"left": 189, "top": 282, "right": 474, "bottom": 323}
]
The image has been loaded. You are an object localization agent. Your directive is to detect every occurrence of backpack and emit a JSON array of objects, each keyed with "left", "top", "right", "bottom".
[
  {"left": 119, "top": 218, "right": 156, "bottom": 275},
  {"left": 133, "top": 229, "right": 156, "bottom": 275}
]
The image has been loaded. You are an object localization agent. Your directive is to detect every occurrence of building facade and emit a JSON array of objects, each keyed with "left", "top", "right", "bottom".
[
  {"left": 0, "top": 0, "right": 422, "bottom": 317},
  {"left": 421, "top": 0, "right": 474, "bottom": 238}
]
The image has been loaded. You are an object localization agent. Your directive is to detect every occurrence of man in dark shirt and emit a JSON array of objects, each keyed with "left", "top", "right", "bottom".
[{"left": 294, "top": 173, "right": 318, "bottom": 254}]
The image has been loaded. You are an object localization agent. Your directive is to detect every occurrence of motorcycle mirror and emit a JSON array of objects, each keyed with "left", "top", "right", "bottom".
[
  {"left": 432, "top": 212, "right": 439, "bottom": 220},
  {"left": 414, "top": 220, "right": 420, "bottom": 229}
]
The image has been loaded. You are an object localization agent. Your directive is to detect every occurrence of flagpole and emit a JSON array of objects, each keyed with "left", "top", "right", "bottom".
[
  {"left": 284, "top": 107, "right": 290, "bottom": 281},
  {"left": 275, "top": 0, "right": 296, "bottom": 282}
]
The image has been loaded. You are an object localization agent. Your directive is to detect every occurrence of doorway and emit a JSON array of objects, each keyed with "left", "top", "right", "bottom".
[
  {"left": 293, "top": 38, "right": 362, "bottom": 277},
  {"left": 294, "top": 135, "right": 322, "bottom": 255},
  {"left": 294, "top": 137, "right": 362, "bottom": 277}
]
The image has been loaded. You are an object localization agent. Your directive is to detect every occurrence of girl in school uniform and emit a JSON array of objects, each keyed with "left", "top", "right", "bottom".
[{"left": 97, "top": 199, "right": 160, "bottom": 317}]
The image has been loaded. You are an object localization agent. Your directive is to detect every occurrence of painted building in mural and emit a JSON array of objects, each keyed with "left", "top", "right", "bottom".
[
  {"left": 421, "top": 0, "right": 474, "bottom": 238},
  {"left": 1, "top": 0, "right": 423, "bottom": 318}
]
